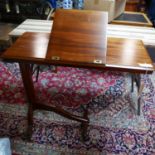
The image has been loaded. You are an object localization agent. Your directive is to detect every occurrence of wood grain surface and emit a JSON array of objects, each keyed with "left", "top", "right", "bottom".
[
  {"left": 2, "top": 32, "right": 49, "bottom": 62},
  {"left": 46, "top": 9, "right": 108, "bottom": 65},
  {"left": 2, "top": 32, "right": 154, "bottom": 73},
  {"left": 106, "top": 37, "right": 154, "bottom": 72}
]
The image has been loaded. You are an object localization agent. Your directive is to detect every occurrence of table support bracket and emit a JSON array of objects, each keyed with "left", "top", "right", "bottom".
[{"left": 19, "top": 62, "right": 89, "bottom": 141}]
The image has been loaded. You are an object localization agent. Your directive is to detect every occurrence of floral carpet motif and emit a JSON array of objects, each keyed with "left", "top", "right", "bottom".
[
  {"left": 0, "top": 61, "right": 125, "bottom": 108},
  {"left": 0, "top": 61, "right": 155, "bottom": 155}
]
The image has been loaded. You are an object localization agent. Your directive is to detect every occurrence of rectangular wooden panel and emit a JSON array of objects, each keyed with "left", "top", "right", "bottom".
[
  {"left": 2, "top": 32, "right": 49, "bottom": 62},
  {"left": 106, "top": 37, "right": 154, "bottom": 72},
  {"left": 46, "top": 9, "right": 108, "bottom": 65}
]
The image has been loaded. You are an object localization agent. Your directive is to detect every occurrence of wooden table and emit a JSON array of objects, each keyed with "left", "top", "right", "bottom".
[
  {"left": 2, "top": 10, "right": 154, "bottom": 140},
  {"left": 9, "top": 19, "right": 155, "bottom": 46}
]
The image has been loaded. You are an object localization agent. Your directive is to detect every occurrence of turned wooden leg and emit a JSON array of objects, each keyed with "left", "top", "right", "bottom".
[
  {"left": 135, "top": 74, "right": 141, "bottom": 115},
  {"left": 137, "top": 97, "right": 141, "bottom": 116},
  {"left": 19, "top": 63, "right": 36, "bottom": 140},
  {"left": 81, "top": 105, "right": 89, "bottom": 141},
  {"left": 131, "top": 74, "right": 141, "bottom": 115},
  {"left": 26, "top": 104, "right": 33, "bottom": 140},
  {"left": 35, "top": 65, "right": 40, "bottom": 82}
]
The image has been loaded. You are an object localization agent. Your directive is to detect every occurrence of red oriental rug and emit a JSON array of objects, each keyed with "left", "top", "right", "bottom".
[{"left": 0, "top": 61, "right": 155, "bottom": 155}]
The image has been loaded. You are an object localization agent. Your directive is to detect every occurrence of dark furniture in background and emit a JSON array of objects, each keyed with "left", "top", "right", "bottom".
[
  {"left": 0, "top": 0, "right": 53, "bottom": 23},
  {"left": 112, "top": 11, "right": 152, "bottom": 27},
  {"left": 125, "top": 0, "right": 148, "bottom": 12},
  {"left": 147, "top": 0, "right": 155, "bottom": 26},
  {"left": 125, "top": 0, "right": 141, "bottom": 12},
  {"left": 125, "top": 0, "right": 155, "bottom": 27},
  {"left": 0, "top": 22, "right": 17, "bottom": 52}
]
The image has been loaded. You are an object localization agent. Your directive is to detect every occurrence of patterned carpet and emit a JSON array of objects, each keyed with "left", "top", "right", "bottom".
[{"left": 0, "top": 61, "right": 155, "bottom": 155}]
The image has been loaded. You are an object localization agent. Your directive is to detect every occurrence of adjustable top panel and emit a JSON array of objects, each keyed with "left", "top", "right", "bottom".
[{"left": 46, "top": 9, "right": 108, "bottom": 67}]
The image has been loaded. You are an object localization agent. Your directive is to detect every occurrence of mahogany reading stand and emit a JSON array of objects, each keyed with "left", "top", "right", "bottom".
[{"left": 1, "top": 9, "right": 154, "bottom": 141}]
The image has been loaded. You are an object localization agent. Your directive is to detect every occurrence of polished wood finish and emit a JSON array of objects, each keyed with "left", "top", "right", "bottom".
[
  {"left": 106, "top": 37, "right": 154, "bottom": 73},
  {"left": 19, "top": 63, "right": 35, "bottom": 139},
  {"left": 1, "top": 10, "right": 154, "bottom": 140},
  {"left": 47, "top": 9, "right": 108, "bottom": 65},
  {"left": 125, "top": 0, "right": 139, "bottom": 12},
  {"left": 2, "top": 32, "right": 154, "bottom": 73},
  {"left": 125, "top": 0, "right": 147, "bottom": 12},
  {"left": 2, "top": 32, "right": 48, "bottom": 62}
]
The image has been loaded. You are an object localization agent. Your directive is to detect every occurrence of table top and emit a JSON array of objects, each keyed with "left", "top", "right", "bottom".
[
  {"left": 2, "top": 9, "right": 154, "bottom": 73},
  {"left": 47, "top": 9, "right": 108, "bottom": 66},
  {"left": 9, "top": 19, "right": 155, "bottom": 46},
  {"left": 2, "top": 32, "right": 154, "bottom": 73}
]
